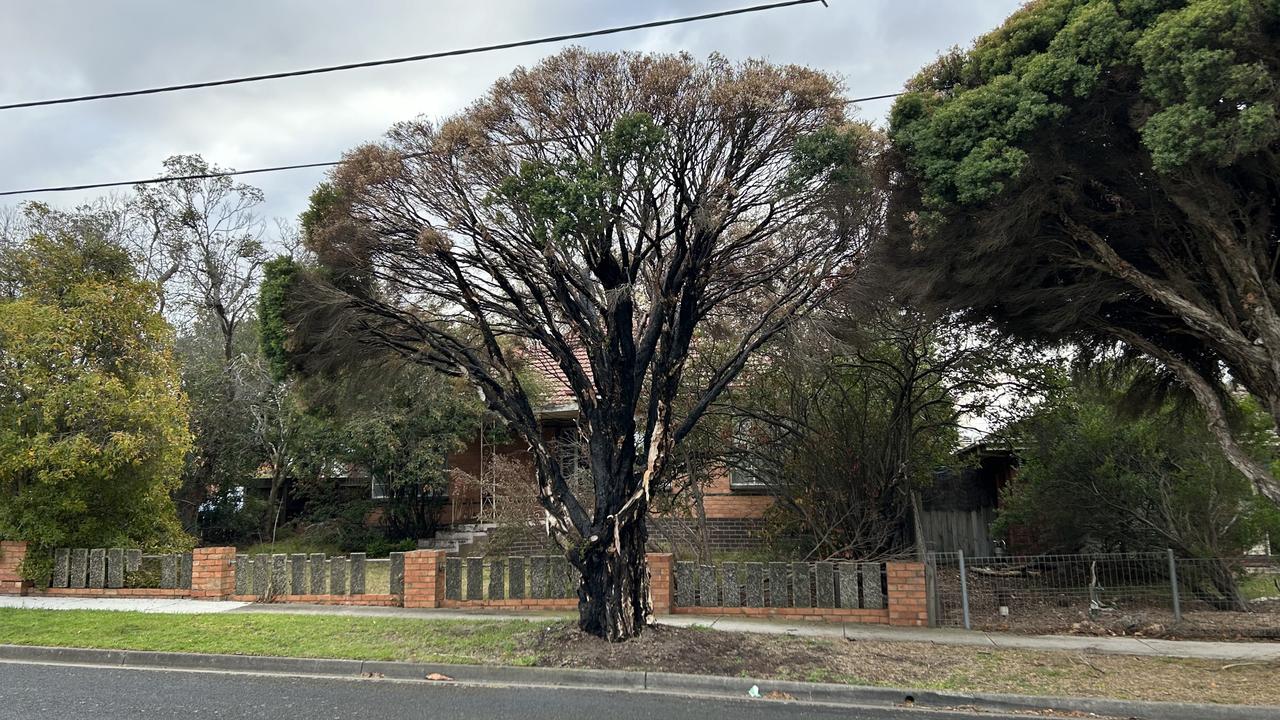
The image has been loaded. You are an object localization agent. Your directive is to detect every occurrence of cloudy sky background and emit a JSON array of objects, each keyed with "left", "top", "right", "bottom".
[{"left": 2, "top": 0, "right": 1025, "bottom": 234}]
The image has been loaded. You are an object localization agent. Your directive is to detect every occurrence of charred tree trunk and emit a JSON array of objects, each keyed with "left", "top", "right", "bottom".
[{"left": 575, "top": 517, "right": 651, "bottom": 642}]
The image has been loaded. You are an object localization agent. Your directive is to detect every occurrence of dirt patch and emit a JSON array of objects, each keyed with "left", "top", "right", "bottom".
[
  {"left": 522, "top": 622, "right": 1280, "bottom": 706},
  {"left": 963, "top": 601, "right": 1280, "bottom": 642},
  {"left": 527, "top": 623, "right": 831, "bottom": 678}
]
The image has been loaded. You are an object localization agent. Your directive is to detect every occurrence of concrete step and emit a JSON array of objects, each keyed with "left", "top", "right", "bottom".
[
  {"left": 419, "top": 523, "right": 498, "bottom": 555},
  {"left": 452, "top": 523, "right": 499, "bottom": 533}
]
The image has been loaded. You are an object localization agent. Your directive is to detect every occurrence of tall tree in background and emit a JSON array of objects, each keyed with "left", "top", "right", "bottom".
[
  {"left": 131, "top": 156, "right": 270, "bottom": 530},
  {"left": 133, "top": 155, "right": 268, "bottom": 361},
  {"left": 287, "top": 49, "right": 879, "bottom": 640},
  {"left": 0, "top": 207, "right": 191, "bottom": 576},
  {"left": 886, "top": 0, "right": 1280, "bottom": 501}
]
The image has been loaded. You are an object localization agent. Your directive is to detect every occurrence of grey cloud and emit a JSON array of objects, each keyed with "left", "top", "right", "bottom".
[{"left": 1, "top": 0, "right": 1024, "bottom": 227}]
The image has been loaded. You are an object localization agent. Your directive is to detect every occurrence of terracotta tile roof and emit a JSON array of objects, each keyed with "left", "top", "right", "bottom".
[{"left": 520, "top": 341, "right": 591, "bottom": 409}]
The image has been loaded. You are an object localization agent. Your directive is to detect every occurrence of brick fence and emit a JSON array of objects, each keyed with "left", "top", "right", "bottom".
[
  {"left": 0, "top": 541, "right": 30, "bottom": 596},
  {"left": 1, "top": 542, "right": 930, "bottom": 626},
  {"left": 887, "top": 562, "right": 928, "bottom": 627}
]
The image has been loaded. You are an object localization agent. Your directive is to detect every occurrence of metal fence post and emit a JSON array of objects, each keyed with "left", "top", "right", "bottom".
[
  {"left": 1166, "top": 548, "right": 1182, "bottom": 623},
  {"left": 924, "top": 552, "right": 939, "bottom": 628},
  {"left": 957, "top": 549, "right": 971, "bottom": 631}
]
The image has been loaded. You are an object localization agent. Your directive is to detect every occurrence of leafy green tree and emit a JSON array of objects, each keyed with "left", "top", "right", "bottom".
[
  {"left": 0, "top": 208, "right": 192, "bottom": 576},
  {"left": 258, "top": 256, "right": 297, "bottom": 382},
  {"left": 996, "top": 367, "right": 1280, "bottom": 608},
  {"left": 131, "top": 155, "right": 268, "bottom": 358},
  {"left": 886, "top": 0, "right": 1280, "bottom": 501},
  {"left": 715, "top": 301, "right": 1050, "bottom": 560},
  {"left": 261, "top": 253, "right": 485, "bottom": 545},
  {"left": 173, "top": 315, "right": 262, "bottom": 534},
  {"left": 299, "top": 367, "right": 483, "bottom": 543}
]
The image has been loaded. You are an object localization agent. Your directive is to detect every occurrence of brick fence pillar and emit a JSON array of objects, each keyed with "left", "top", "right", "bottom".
[
  {"left": 646, "top": 552, "right": 673, "bottom": 615},
  {"left": 191, "top": 546, "right": 237, "bottom": 600},
  {"left": 886, "top": 561, "right": 928, "bottom": 627},
  {"left": 403, "top": 549, "right": 446, "bottom": 608},
  {"left": 0, "top": 541, "right": 31, "bottom": 596}
]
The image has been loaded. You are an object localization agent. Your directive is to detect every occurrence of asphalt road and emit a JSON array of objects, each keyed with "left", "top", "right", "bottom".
[{"left": 0, "top": 661, "right": 1012, "bottom": 720}]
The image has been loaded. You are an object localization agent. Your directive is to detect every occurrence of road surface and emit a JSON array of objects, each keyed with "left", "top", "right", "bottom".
[{"left": 0, "top": 660, "right": 1014, "bottom": 719}]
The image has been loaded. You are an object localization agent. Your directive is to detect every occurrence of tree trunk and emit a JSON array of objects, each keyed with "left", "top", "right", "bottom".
[
  {"left": 1203, "top": 557, "right": 1250, "bottom": 613},
  {"left": 1108, "top": 326, "right": 1280, "bottom": 504},
  {"left": 261, "top": 474, "right": 285, "bottom": 540},
  {"left": 576, "top": 517, "right": 651, "bottom": 642}
]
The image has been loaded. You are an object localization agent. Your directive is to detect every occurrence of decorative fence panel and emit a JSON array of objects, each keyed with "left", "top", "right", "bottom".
[
  {"left": 671, "top": 560, "right": 887, "bottom": 616},
  {"left": 7, "top": 544, "right": 928, "bottom": 626},
  {"left": 47, "top": 548, "right": 191, "bottom": 591},
  {"left": 232, "top": 552, "right": 403, "bottom": 605},
  {"left": 439, "top": 555, "right": 577, "bottom": 608}
]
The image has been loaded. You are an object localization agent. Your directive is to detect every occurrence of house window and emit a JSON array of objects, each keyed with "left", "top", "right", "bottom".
[
  {"left": 371, "top": 477, "right": 389, "bottom": 500},
  {"left": 728, "top": 418, "right": 771, "bottom": 491},
  {"left": 553, "top": 426, "right": 587, "bottom": 473}
]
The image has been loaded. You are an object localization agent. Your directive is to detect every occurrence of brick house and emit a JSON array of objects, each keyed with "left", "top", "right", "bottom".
[{"left": 432, "top": 346, "right": 779, "bottom": 555}]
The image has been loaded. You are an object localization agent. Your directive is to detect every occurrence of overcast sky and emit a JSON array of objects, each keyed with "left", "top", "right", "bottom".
[{"left": 2, "top": 0, "right": 1025, "bottom": 234}]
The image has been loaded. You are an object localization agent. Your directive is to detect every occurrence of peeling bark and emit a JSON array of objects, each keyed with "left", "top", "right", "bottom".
[{"left": 576, "top": 518, "right": 651, "bottom": 641}]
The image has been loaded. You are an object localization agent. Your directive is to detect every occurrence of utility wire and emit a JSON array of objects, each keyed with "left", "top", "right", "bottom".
[
  {"left": 0, "top": 0, "right": 825, "bottom": 111},
  {"left": 0, "top": 92, "right": 906, "bottom": 197}
]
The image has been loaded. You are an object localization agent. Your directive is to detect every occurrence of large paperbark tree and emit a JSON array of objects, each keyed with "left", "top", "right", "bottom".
[
  {"left": 289, "top": 49, "right": 878, "bottom": 640},
  {"left": 886, "top": 0, "right": 1280, "bottom": 502}
]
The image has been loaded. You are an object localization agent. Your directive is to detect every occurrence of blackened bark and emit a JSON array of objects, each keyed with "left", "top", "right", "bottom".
[{"left": 576, "top": 517, "right": 651, "bottom": 642}]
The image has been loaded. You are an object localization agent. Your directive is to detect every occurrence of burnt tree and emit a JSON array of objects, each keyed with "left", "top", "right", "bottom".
[{"left": 289, "top": 50, "right": 877, "bottom": 640}]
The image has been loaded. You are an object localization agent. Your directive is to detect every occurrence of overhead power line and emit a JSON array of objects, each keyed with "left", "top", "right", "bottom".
[
  {"left": 0, "top": 92, "right": 906, "bottom": 197},
  {"left": 0, "top": 0, "right": 825, "bottom": 111}
]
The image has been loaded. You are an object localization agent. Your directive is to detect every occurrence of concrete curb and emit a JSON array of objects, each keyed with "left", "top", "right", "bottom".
[{"left": 0, "top": 644, "right": 1274, "bottom": 719}]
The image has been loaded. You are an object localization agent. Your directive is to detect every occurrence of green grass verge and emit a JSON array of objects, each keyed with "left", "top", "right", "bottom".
[
  {"left": 0, "top": 609, "right": 539, "bottom": 665},
  {"left": 1239, "top": 573, "right": 1279, "bottom": 601},
  {"left": 1, "top": 608, "right": 1277, "bottom": 706}
]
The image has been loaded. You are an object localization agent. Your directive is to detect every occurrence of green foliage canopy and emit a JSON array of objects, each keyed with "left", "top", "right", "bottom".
[
  {"left": 0, "top": 212, "right": 192, "bottom": 563},
  {"left": 259, "top": 256, "right": 298, "bottom": 382},
  {"left": 887, "top": 0, "right": 1280, "bottom": 501},
  {"left": 996, "top": 370, "right": 1280, "bottom": 557}
]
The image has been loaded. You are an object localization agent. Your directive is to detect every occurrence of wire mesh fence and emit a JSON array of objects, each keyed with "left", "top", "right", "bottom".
[{"left": 928, "top": 551, "right": 1280, "bottom": 639}]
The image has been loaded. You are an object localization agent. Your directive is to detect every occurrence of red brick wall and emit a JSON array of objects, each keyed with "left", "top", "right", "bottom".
[
  {"left": 192, "top": 547, "right": 236, "bottom": 600},
  {"left": 701, "top": 468, "right": 776, "bottom": 519},
  {"left": 886, "top": 561, "right": 928, "bottom": 627},
  {"left": 658, "top": 559, "right": 926, "bottom": 627},
  {"left": 445, "top": 430, "right": 551, "bottom": 525},
  {"left": 29, "top": 588, "right": 190, "bottom": 598},
  {"left": 403, "top": 549, "right": 445, "bottom": 608},
  {"left": 647, "top": 553, "right": 673, "bottom": 614},
  {"left": 2, "top": 538, "right": 930, "bottom": 628},
  {"left": 446, "top": 432, "right": 778, "bottom": 527},
  {"left": 0, "top": 541, "right": 30, "bottom": 596},
  {"left": 440, "top": 598, "right": 577, "bottom": 610}
]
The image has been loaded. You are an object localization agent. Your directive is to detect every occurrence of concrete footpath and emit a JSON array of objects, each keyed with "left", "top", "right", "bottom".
[{"left": 3, "top": 594, "right": 1278, "bottom": 662}]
